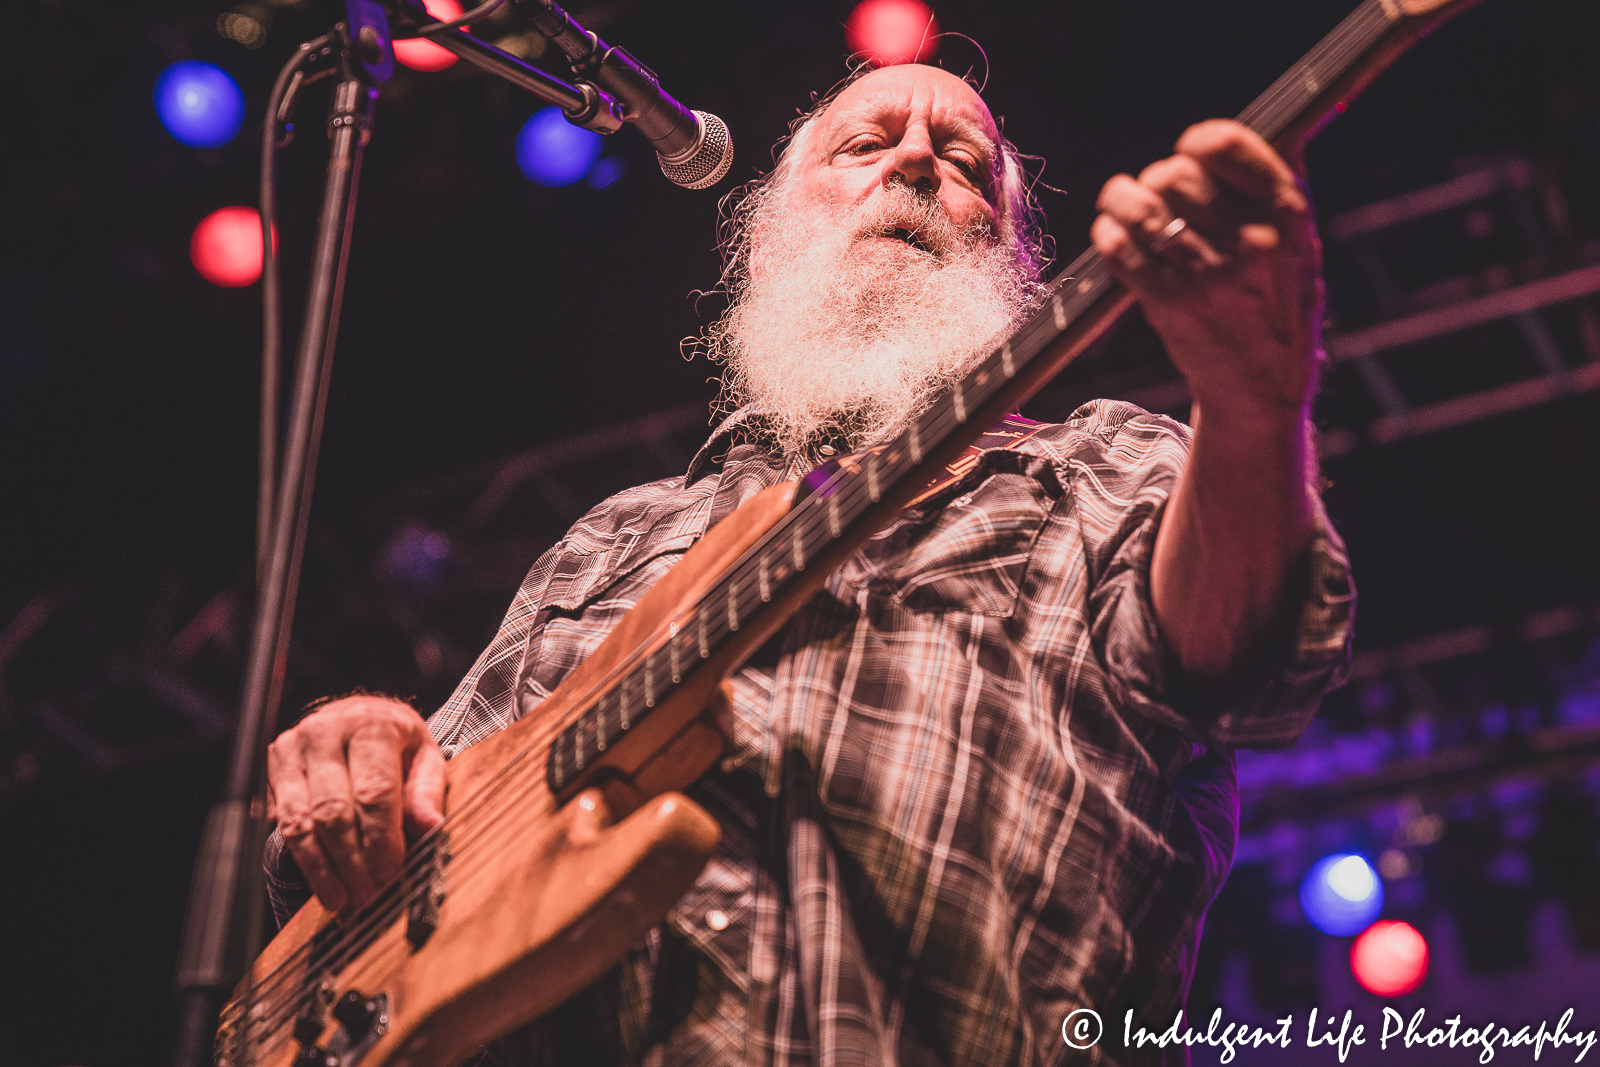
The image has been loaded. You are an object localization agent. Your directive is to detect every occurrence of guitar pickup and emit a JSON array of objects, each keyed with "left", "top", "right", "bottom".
[{"left": 406, "top": 831, "right": 451, "bottom": 948}]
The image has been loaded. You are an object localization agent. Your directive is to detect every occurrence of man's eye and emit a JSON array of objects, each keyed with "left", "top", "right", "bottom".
[
  {"left": 947, "top": 154, "right": 983, "bottom": 179},
  {"left": 845, "top": 139, "right": 883, "bottom": 155}
]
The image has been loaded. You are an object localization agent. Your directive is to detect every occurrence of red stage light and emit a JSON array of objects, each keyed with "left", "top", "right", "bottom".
[
  {"left": 394, "top": 0, "right": 464, "bottom": 72},
  {"left": 1350, "top": 920, "right": 1429, "bottom": 997},
  {"left": 845, "top": 0, "right": 939, "bottom": 66},
  {"left": 190, "top": 206, "right": 276, "bottom": 288}
]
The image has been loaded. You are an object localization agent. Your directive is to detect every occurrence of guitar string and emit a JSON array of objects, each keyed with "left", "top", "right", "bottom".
[
  {"left": 231, "top": 716, "right": 585, "bottom": 1035},
  {"left": 1246, "top": 0, "right": 1385, "bottom": 128},
  {"left": 233, "top": 3, "right": 1400, "bottom": 1048},
  {"left": 238, "top": 803, "right": 553, "bottom": 1053},
  {"left": 1240, "top": 2, "right": 1389, "bottom": 139},
  {"left": 1241, "top": 0, "right": 1382, "bottom": 127},
  {"left": 233, "top": 769, "right": 574, "bottom": 1050}
]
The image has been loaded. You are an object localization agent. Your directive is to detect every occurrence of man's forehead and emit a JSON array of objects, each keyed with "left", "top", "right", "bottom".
[{"left": 820, "top": 66, "right": 998, "bottom": 144}]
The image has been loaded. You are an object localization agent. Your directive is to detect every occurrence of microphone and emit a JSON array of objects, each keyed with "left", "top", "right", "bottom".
[{"left": 514, "top": 0, "right": 733, "bottom": 189}]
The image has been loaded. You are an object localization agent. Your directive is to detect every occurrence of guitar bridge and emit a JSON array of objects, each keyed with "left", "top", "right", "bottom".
[{"left": 406, "top": 831, "right": 451, "bottom": 948}]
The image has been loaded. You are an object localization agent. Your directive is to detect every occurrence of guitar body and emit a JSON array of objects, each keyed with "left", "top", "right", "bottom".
[
  {"left": 221, "top": 483, "right": 797, "bottom": 1067},
  {"left": 240, "top": 790, "right": 716, "bottom": 1067}
]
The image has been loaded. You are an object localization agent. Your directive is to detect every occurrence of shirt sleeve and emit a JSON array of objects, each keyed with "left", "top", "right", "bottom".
[{"left": 1079, "top": 401, "right": 1355, "bottom": 751}]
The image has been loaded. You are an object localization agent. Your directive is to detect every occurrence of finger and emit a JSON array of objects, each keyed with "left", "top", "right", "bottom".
[
  {"left": 1097, "top": 173, "right": 1226, "bottom": 271},
  {"left": 1091, "top": 211, "right": 1147, "bottom": 275},
  {"left": 303, "top": 716, "right": 381, "bottom": 907},
  {"left": 1091, "top": 213, "right": 1194, "bottom": 304},
  {"left": 268, "top": 733, "right": 350, "bottom": 912},
  {"left": 403, "top": 734, "right": 448, "bottom": 839},
  {"left": 1173, "top": 120, "right": 1299, "bottom": 205},
  {"left": 346, "top": 718, "right": 408, "bottom": 889},
  {"left": 1136, "top": 155, "right": 1224, "bottom": 218}
]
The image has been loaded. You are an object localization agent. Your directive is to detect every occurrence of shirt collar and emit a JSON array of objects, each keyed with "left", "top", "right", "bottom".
[{"left": 686, "top": 407, "right": 769, "bottom": 485}]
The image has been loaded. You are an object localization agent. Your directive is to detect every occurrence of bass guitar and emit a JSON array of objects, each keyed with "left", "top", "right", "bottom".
[{"left": 218, "top": 1, "right": 1486, "bottom": 1063}]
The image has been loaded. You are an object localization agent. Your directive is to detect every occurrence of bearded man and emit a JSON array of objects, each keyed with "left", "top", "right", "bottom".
[{"left": 264, "top": 64, "right": 1353, "bottom": 1065}]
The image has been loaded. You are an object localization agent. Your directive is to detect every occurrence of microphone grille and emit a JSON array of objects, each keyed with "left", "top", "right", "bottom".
[{"left": 659, "top": 111, "right": 734, "bottom": 190}]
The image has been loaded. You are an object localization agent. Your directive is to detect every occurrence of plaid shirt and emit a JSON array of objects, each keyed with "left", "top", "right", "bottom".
[{"left": 269, "top": 399, "right": 1353, "bottom": 1066}]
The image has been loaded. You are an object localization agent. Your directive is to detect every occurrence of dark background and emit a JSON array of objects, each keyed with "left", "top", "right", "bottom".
[{"left": 3, "top": 1, "right": 1599, "bottom": 1065}]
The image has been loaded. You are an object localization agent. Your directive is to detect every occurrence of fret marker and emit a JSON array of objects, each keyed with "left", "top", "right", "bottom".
[
  {"left": 952, "top": 381, "right": 967, "bottom": 424},
  {"left": 867, "top": 453, "right": 881, "bottom": 501},
  {"left": 1303, "top": 70, "right": 1320, "bottom": 94},
  {"left": 909, "top": 422, "right": 922, "bottom": 463},
  {"left": 727, "top": 579, "right": 740, "bottom": 631},
  {"left": 1377, "top": 0, "right": 1402, "bottom": 19},
  {"left": 1000, "top": 343, "right": 1015, "bottom": 379},
  {"left": 698, "top": 608, "right": 709, "bottom": 657},
  {"left": 620, "top": 683, "right": 630, "bottom": 730},
  {"left": 759, "top": 554, "right": 771, "bottom": 602},
  {"left": 1052, "top": 292, "right": 1066, "bottom": 330},
  {"left": 670, "top": 630, "right": 681, "bottom": 683},
  {"left": 1077, "top": 277, "right": 1093, "bottom": 294},
  {"left": 644, "top": 655, "right": 656, "bottom": 707},
  {"left": 792, "top": 526, "right": 805, "bottom": 571},
  {"left": 828, "top": 493, "right": 841, "bottom": 538}
]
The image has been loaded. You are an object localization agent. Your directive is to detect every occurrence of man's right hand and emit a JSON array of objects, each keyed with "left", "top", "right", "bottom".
[{"left": 267, "top": 694, "right": 447, "bottom": 911}]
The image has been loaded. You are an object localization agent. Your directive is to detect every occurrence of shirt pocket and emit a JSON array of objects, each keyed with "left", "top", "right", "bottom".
[
  {"left": 540, "top": 529, "right": 699, "bottom": 614},
  {"left": 853, "top": 466, "right": 1056, "bottom": 618}
]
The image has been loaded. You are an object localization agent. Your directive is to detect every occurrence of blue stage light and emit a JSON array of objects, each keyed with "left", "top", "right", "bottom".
[
  {"left": 1299, "top": 853, "right": 1384, "bottom": 936},
  {"left": 516, "top": 107, "right": 603, "bottom": 187},
  {"left": 154, "top": 61, "right": 246, "bottom": 149}
]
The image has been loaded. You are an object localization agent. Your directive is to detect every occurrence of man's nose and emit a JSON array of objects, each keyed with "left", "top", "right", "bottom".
[{"left": 883, "top": 126, "right": 938, "bottom": 194}]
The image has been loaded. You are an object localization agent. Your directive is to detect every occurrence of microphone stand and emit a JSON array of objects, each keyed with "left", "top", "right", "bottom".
[
  {"left": 171, "top": 15, "right": 382, "bottom": 1067},
  {"left": 169, "top": 5, "right": 626, "bottom": 1066}
]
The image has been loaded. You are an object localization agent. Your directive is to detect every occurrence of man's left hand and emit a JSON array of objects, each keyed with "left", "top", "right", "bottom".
[
  {"left": 1091, "top": 120, "right": 1324, "bottom": 679},
  {"left": 1091, "top": 119, "right": 1323, "bottom": 420}
]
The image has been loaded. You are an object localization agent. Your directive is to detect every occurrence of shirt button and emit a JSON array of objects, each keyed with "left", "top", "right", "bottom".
[{"left": 705, "top": 909, "right": 730, "bottom": 931}]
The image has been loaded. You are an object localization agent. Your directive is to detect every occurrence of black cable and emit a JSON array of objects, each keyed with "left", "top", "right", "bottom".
[
  {"left": 258, "top": 35, "right": 333, "bottom": 584},
  {"left": 402, "top": 0, "right": 507, "bottom": 37}
]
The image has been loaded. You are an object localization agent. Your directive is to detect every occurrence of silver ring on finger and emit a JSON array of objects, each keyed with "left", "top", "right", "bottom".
[{"left": 1150, "top": 215, "right": 1188, "bottom": 254}]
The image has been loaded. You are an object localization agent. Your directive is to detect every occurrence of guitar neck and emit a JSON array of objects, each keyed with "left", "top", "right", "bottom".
[{"left": 546, "top": 0, "right": 1485, "bottom": 796}]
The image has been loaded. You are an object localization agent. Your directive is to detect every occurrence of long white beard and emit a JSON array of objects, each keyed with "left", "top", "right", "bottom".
[{"left": 705, "top": 183, "right": 1042, "bottom": 461}]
